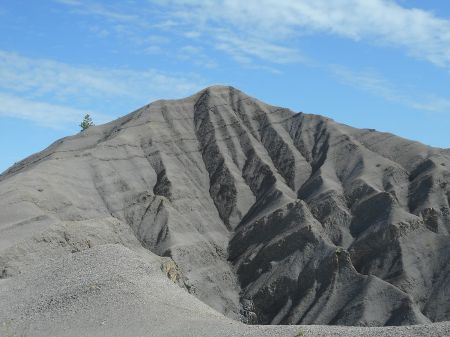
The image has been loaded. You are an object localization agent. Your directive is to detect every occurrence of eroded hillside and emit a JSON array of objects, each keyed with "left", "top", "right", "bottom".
[{"left": 1, "top": 86, "right": 449, "bottom": 327}]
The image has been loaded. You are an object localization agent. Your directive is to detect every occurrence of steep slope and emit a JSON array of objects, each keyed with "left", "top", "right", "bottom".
[{"left": 0, "top": 85, "right": 449, "bottom": 329}]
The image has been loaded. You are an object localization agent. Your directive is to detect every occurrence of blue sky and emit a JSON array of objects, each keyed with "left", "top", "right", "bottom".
[{"left": 1, "top": 0, "right": 450, "bottom": 173}]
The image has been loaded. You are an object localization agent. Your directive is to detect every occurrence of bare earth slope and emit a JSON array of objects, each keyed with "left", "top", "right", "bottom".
[{"left": 0, "top": 86, "right": 449, "bottom": 336}]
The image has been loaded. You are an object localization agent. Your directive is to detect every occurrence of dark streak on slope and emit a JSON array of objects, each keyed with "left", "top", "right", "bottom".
[
  {"left": 257, "top": 109, "right": 297, "bottom": 190},
  {"left": 193, "top": 90, "right": 237, "bottom": 230}
]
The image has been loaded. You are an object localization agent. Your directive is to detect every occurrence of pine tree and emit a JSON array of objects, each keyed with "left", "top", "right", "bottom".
[{"left": 80, "top": 114, "right": 94, "bottom": 131}]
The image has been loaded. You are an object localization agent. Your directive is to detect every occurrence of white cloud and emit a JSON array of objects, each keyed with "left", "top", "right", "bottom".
[
  {"left": 44, "top": 0, "right": 450, "bottom": 114},
  {"left": 159, "top": 0, "right": 450, "bottom": 69},
  {"left": 55, "top": 0, "right": 138, "bottom": 22},
  {"left": 0, "top": 51, "right": 122, "bottom": 99},
  {"left": 409, "top": 96, "right": 450, "bottom": 113},
  {"left": 54, "top": 0, "right": 450, "bottom": 70},
  {"left": 0, "top": 50, "right": 203, "bottom": 101},
  {"left": 0, "top": 93, "right": 110, "bottom": 129},
  {"left": 177, "top": 45, "right": 218, "bottom": 68},
  {"left": 331, "top": 65, "right": 450, "bottom": 113},
  {"left": 89, "top": 26, "right": 110, "bottom": 38},
  {"left": 55, "top": 0, "right": 304, "bottom": 68},
  {"left": 213, "top": 30, "right": 303, "bottom": 65},
  {"left": 0, "top": 50, "right": 205, "bottom": 128}
]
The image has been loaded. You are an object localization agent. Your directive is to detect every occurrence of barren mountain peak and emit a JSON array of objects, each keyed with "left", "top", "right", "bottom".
[{"left": 0, "top": 87, "right": 449, "bottom": 336}]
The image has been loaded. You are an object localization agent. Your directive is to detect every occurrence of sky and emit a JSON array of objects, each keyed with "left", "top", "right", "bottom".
[{"left": 1, "top": 0, "right": 450, "bottom": 173}]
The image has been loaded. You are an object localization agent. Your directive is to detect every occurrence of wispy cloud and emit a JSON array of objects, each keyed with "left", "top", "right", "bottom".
[
  {"left": 41, "top": 0, "right": 450, "bottom": 115},
  {"left": 157, "top": 0, "right": 450, "bottom": 70},
  {"left": 55, "top": 0, "right": 138, "bottom": 22},
  {"left": 213, "top": 30, "right": 303, "bottom": 65},
  {"left": 0, "top": 50, "right": 203, "bottom": 100},
  {"left": 177, "top": 45, "right": 217, "bottom": 68},
  {"left": 54, "top": 0, "right": 450, "bottom": 71},
  {"left": 55, "top": 0, "right": 305, "bottom": 69},
  {"left": 0, "top": 93, "right": 110, "bottom": 129},
  {"left": 0, "top": 50, "right": 205, "bottom": 128},
  {"left": 409, "top": 96, "right": 450, "bottom": 113},
  {"left": 331, "top": 65, "right": 450, "bottom": 113}
]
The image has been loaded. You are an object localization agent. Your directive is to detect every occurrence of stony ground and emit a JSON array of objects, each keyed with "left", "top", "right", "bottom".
[{"left": 1, "top": 244, "right": 448, "bottom": 337}]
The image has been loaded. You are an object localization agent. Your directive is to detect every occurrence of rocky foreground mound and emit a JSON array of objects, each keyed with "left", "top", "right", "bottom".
[{"left": 0, "top": 86, "right": 449, "bottom": 336}]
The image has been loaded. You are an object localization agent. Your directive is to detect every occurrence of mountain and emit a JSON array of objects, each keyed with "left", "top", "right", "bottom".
[{"left": 0, "top": 86, "right": 449, "bottom": 336}]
